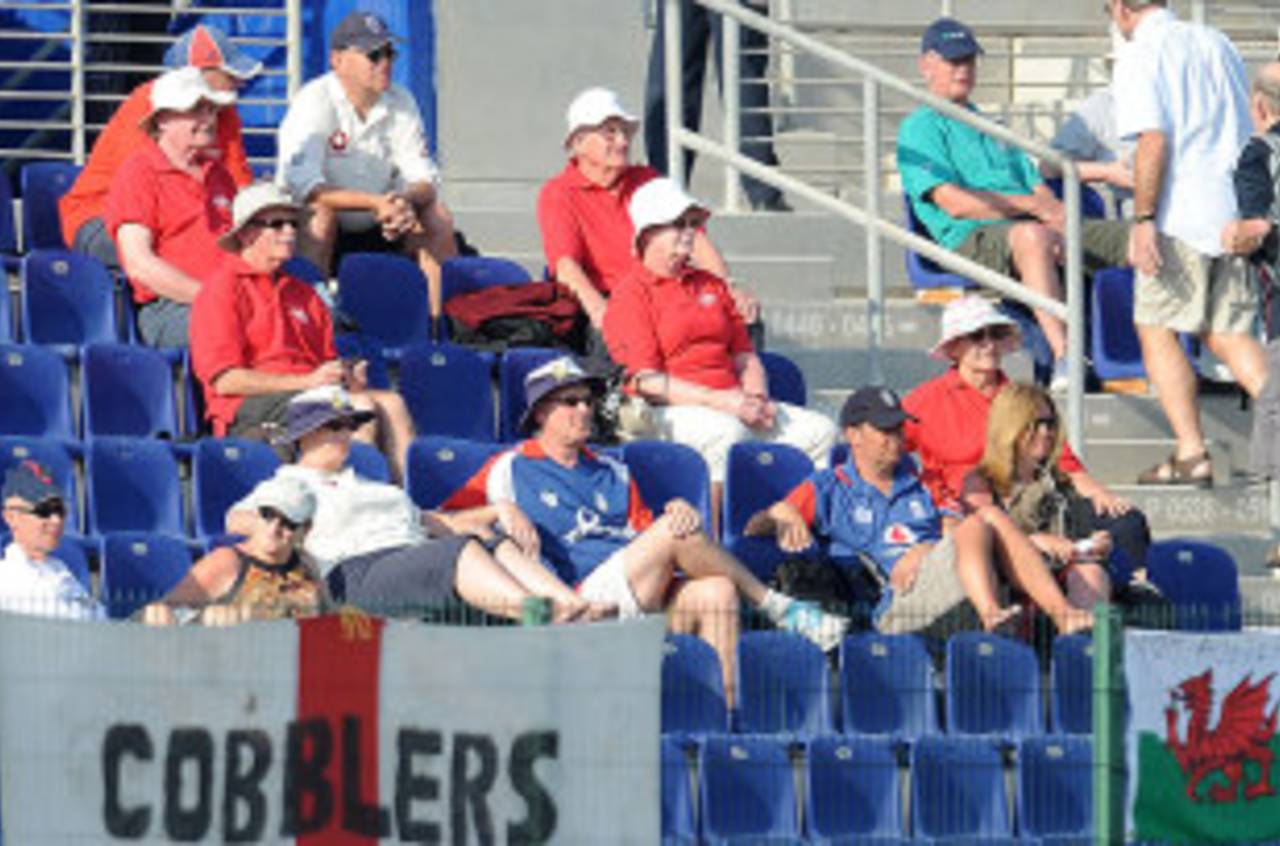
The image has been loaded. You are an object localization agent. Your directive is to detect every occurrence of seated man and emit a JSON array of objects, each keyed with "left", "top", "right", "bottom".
[
  {"left": 896, "top": 17, "right": 1129, "bottom": 388},
  {"left": 746, "top": 386, "right": 1092, "bottom": 637},
  {"left": 104, "top": 67, "right": 238, "bottom": 348},
  {"left": 60, "top": 24, "right": 258, "bottom": 269},
  {"left": 0, "top": 461, "right": 104, "bottom": 621},
  {"left": 445, "top": 355, "right": 848, "bottom": 704},
  {"left": 276, "top": 10, "right": 456, "bottom": 317}
]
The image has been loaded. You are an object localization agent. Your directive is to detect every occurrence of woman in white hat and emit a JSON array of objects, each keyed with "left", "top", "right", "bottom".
[{"left": 602, "top": 178, "right": 837, "bottom": 521}]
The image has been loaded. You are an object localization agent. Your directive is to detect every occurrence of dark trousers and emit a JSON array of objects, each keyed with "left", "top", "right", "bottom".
[
  {"left": 1076, "top": 502, "right": 1151, "bottom": 585},
  {"left": 644, "top": 0, "right": 782, "bottom": 207}
]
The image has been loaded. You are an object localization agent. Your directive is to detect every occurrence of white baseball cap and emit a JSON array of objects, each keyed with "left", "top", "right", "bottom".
[
  {"left": 251, "top": 475, "right": 315, "bottom": 526},
  {"left": 930, "top": 296, "right": 1021, "bottom": 360},
  {"left": 628, "top": 177, "right": 709, "bottom": 250},
  {"left": 140, "top": 66, "right": 235, "bottom": 132},
  {"left": 218, "top": 182, "right": 301, "bottom": 251},
  {"left": 564, "top": 87, "right": 638, "bottom": 148}
]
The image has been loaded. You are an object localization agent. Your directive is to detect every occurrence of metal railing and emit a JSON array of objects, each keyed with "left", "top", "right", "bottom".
[{"left": 664, "top": 0, "right": 1089, "bottom": 456}]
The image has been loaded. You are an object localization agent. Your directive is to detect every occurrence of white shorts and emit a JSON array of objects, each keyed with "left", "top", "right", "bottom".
[{"left": 577, "top": 548, "right": 642, "bottom": 619}]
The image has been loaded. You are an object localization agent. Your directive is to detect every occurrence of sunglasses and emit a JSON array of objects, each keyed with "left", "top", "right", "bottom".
[
  {"left": 7, "top": 499, "right": 65, "bottom": 520},
  {"left": 259, "top": 506, "right": 303, "bottom": 532},
  {"left": 549, "top": 392, "right": 595, "bottom": 409},
  {"left": 366, "top": 45, "right": 397, "bottom": 63},
  {"left": 964, "top": 325, "right": 1013, "bottom": 344},
  {"left": 253, "top": 216, "right": 298, "bottom": 231},
  {"left": 671, "top": 212, "right": 705, "bottom": 231}
]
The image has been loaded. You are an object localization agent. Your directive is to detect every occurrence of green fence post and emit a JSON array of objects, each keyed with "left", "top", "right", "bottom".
[
  {"left": 1094, "top": 602, "right": 1125, "bottom": 844},
  {"left": 521, "top": 596, "right": 551, "bottom": 626}
]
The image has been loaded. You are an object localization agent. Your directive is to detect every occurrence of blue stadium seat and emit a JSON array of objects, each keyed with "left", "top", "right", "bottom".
[
  {"left": 945, "top": 632, "right": 1043, "bottom": 740},
  {"left": 1044, "top": 177, "right": 1109, "bottom": 219},
  {"left": 0, "top": 343, "right": 74, "bottom": 442},
  {"left": 99, "top": 532, "right": 193, "bottom": 619},
  {"left": 497, "top": 347, "right": 560, "bottom": 441},
  {"left": 699, "top": 734, "right": 799, "bottom": 842},
  {"left": 20, "top": 249, "right": 118, "bottom": 355},
  {"left": 805, "top": 735, "right": 903, "bottom": 842},
  {"left": 1146, "top": 539, "right": 1241, "bottom": 631},
  {"left": 53, "top": 536, "right": 92, "bottom": 593},
  {"left": 839, "top": 632, "right": 937, "bottom": 740},
  {"left": 439, "top": 255, "right": 530, "bottom": 338},
  {"left": 910, "top": 735, "right": 1010, "bottom": 840},
  {"left": 87, "top": 437, "right": 184, "bottom": 539},
  {"left": 736, "top": 630, "right": 831, "bottom": 736},
  {"left": 1090, "top": 267, "right": 1198, "bottom": 384},
  {"left": 759, "top": 350, "right": 806, "bottom": 406},
  {"left": 1051, "top": 634, "right": 1093, "bottom": 735},
  {"left": 0, "top": 272, "right": 10, "bottom": 341},
  {"left": 405, "top": 436, "right": 503, "bottom": 510},
  {"left": 662, "top": 633, "right": 729, "bottom": 736},
  {"left": 191, "top": 438, "right": 280, "bottom": 541},
  {"left": 282, "top": 255, "right": 325, "bottom": 285},
  {"left": 398, "top": 341, "right": 496, "bottom": 440},
  {"left": 722, "top": 442, "right": 814, "bottom": 579},
  {"left": 903, "top": 198, "right": 978, "bottom": 294},
  {"left": 333, "top": 332, "right": 392, "bottom": 390},
  {"left": 622, "top": 440, "right": 713, "bottom": 531},
  {"left": 0, "top": 172, "right": 19, "bottom": 266},
  {"left": 661, "top": 736, "right": 697, "bottom": 844},
  {"left": 20, "top": 161, "right": 80, "bottom": 250},
  {"left": 0, "top": 436, "right": 80, "bottom": 534},
  {"left": 1018, "top": 735, "right": 1093, "bottom": 841},
  {"left": 82, "top": 343, "right": 179, "bottom": 439},
  {"left": 336, "top": 253, "right": 432, "bottom": 358},
  {"left": 347, "top": 441, "right": 390, "bottom": 482}
]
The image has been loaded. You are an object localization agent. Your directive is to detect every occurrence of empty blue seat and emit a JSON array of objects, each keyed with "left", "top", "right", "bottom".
[
  {"left": 333, "top": 332, "right": 392, "bottom": 391},
  {"left": 398, "top": 341, "right": 496, "bottom": 440},
  {"left": 722, "top": 442, "right": 813, "bottom": 579},
  {"left": 87, "top": 438, "right": 184, "bottom": 538},
  {"left": 0, "top": 343, "right": 74, "bottom": 441},
  {"left": 1147, "top": 538, "right": 1241, "bottom": 631},
  {"left": 1051, "top": 634, "right": 1093, "bottom": 735},
  {"left": 99, "top": 532, "right": 193, "bottom": 619},
  {"left": 497, "top": 347, "right": 560, "bottom": 441},
  {"left": 191, "top": 438, "right": 281, "bottom": 540},
  {"left": 699, "top": 734, "right": 799, "bottom": 842},
  {"left": 622, "top": 440, "right": 713, "bottom": 531},
  {"left": 805, "top": 735, "right": 902, "bottom": 842},
  {"left": 759, "top": 350, "right": 807, "bottom": 406},
  {"left": 736, "top": 630, "right": 831, "bottom": 735},
  {"left": 1090, "top": 267, "right": 1198, "bottom": 384},
  {"left": 662, "top": 634, "right": 729, "bottom": 736},
  {"left": 20, "top": 249, "right": 118, "bottom": 355},
  {"left": 0, "top": 436, "right": 80, "bottom": 533},
  {"left": 911, "top": 735, "right": 1010, "bottom": 839},
  {"left": 82, "top": 343, "right": 179, "bottom": 439},
  {"left": 347, "top": 441, "right": 390, "bottom": 482},
  {"left": 336, "top": 253, "right": 432, "bottom": 357},
  {"left": 661, "top": 736, "right": 697, "bottom": 843},
  {"left": 839, "top": 632, "right": 937, "bottom": 739},
  {"left": 1018, "top": 735, "right": 1093, "bottom": 841},
  {"left": 945, "top": 632, "right": 1043, "bottom": 740},
  {"left": 405, "top": 436, "right": 503, "bottom": 510},
  {"left": 20, "top": 161, "right": 80, "bottom": 251}
]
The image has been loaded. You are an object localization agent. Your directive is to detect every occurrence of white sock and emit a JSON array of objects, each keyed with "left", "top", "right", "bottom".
[{"left": 760, "top": 588, "right": 793, "bottom": 623}]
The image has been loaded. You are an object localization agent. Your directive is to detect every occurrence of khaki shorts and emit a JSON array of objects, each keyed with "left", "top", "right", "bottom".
[
  {"left": 578, "top": 548, "right": 642, "bottom": 619},
  {"left": 1134, "top": 235, "right": 1258, "bottom": 334},
  {"left": 875, "top": 537, "right": 980, "bottom": 638},
  {"left": 955, "top": 219, "right": 1131, "bottom": 278}
]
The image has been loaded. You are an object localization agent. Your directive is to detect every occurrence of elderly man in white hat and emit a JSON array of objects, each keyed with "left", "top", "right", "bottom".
[
  {"left": 190, "top": 181, "right": 415, "bottom": 481},
  {"left": 103, "top": 66, "right": 238, "bottom": 348},
  {"left": 537, "top": 87, "right": 757, "bottom": 345}
]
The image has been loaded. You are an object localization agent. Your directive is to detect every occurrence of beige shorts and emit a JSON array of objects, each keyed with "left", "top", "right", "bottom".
[
  {"left": 1134, "top": 235, "right": 1258, "bottom": 334},
  {"left": 578, "top": 548, "right": 642, "bottom": 619},
  {"left": 875, "top": 537, "right": 980, "bottom": 638}
]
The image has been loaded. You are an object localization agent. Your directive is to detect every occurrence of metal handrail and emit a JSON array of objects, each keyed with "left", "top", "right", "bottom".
[{"left": 664, "top": 0, "right": 1087, "bottom": 456}]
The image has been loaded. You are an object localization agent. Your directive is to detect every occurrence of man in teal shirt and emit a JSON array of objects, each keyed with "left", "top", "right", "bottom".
[{"left": 897, "top": 18, "right": 1128, "bottom": 388}]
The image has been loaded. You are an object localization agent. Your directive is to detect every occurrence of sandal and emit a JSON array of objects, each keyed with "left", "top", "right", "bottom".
[{"left": 1136, "top": 451, "right": 1213, "bottom": 487}]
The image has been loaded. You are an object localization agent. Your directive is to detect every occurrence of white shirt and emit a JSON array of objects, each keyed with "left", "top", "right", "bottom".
[
  {"left": 236, "top": 465, "right": 426, "bottom": 577},
  {"left": 0, "top": 542, "right": 106, "bottom": 621},
  {"left": 1112, "top": 8, "right": 1250, "bottom": 255},
  {"left": 275, "top": 72, "right": 441, "bottom": 232}
]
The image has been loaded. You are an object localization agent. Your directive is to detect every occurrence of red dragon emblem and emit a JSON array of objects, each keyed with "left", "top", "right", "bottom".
[{"left": 1165, "top": 669, "right": 1278, "bottom": 803}]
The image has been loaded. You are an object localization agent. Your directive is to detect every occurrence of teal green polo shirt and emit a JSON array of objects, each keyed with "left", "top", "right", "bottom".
[{"left": 896, "top": 103, "right": 1044, "bottom": 249}]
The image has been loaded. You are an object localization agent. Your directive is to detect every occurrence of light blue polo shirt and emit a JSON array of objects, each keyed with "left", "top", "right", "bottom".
[{"left": 897, "top": 103, "right": 1044, "bottom": 249}]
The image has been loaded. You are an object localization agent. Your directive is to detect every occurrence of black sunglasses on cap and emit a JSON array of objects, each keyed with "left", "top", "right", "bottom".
[{"left": 7, "top": 499, "right": 66, "bottom": 520}]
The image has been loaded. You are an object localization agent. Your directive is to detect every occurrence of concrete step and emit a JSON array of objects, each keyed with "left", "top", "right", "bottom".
[
  {"left": 1114, "top": 482, "right": 1271, "bottom": 542},
  {"left": 1085, "top": 440, "right": 1239, "bottom": 488},
  {"left": 765, "top": 298, "right": 942, "bottom": 351}
]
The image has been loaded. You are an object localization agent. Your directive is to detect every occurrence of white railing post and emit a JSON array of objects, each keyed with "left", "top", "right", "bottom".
[
  {"left": 863, "top": 77, "right": 884, "bottom": 385},
  {"left": 664, "top": 0, "right": 685, "bottom": 190},
  {"left": 286, "top": 0, "right": 302, "bottom": 99},
  {"left": 721, "top": 12, "right": 743, "bottom": 211},
  {"left": 1062, "top": 167, "right": 1086, "bottom": 459},
  {"left": 70, "top": 0, "right": 85, "bottom": 163}
]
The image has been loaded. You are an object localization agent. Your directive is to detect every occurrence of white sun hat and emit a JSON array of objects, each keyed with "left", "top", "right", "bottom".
[
  {"left": 930, "top": 295, "right": 1022, "bottom": 360},
  {"left": 564, "top": 87, "right": 638, "bottom": 148},
  {"left": 627, "top": 177, "right": 709, "bottom": 250},
  {"left": 140, "top": 66, "right": 235, "bottom": 132}
]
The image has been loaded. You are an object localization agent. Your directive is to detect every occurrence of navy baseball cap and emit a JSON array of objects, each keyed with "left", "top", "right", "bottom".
[
  {"left": 921, "top": 17, "right": 984, "bottom": 60},
  {"left": 2, "top": 459, "right": 61, "bottom": 506},
  {"left": 330, "top": 10, "right": 401, "bottom": 53},
  {"left": 839, "top": 387, "right": 918, "bottom": 431}
]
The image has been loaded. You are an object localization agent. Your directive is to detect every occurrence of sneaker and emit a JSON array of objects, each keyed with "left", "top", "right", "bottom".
[
  {"left": 1049, "top": 358, "right": 1070, "bottom": 392},
  {"left": 779, "top": 599, "right": 848, "bottom": 652}
]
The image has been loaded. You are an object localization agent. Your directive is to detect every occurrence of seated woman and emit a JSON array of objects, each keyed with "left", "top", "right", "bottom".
[
  {"left": 143, "top": 475, "right": 328, "bottom": 625},
  {"left": 963, "top": 383, "right": 1113, "bottom": 612},
  {"left": 603, "top": 178, "right": 836, "bottom": 516}
]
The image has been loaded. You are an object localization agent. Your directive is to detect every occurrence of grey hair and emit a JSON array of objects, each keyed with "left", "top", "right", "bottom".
[{"left": 1255, "top": 66, "right": 1280, "bottom": 117}]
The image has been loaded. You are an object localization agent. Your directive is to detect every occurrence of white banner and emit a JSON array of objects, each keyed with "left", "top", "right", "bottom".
[{"left": 0, "top": 614, "right": 664, "bottom": 844}]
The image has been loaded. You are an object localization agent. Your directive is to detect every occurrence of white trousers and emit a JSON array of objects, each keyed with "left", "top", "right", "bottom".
[{"left": 651, "top": 402, "right": 837, "bottom": 482}]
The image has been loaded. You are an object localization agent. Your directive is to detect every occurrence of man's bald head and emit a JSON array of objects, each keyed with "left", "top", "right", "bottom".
[{"left": 1254, "top": 61, "right": 1280, "bottom": 120}]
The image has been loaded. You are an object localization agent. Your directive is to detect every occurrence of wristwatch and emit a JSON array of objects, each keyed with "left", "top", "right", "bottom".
[{"left": 1134, "top": 212, "right": 1156, "bottom": 224}]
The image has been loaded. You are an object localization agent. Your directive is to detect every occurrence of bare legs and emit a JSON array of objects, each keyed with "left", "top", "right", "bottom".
[
  {"left": 977, "top": 506, "right": 1093, "bottom": 634},
  {"left": 1008, "top": 222, "right": 1067, "bottom": 359}
]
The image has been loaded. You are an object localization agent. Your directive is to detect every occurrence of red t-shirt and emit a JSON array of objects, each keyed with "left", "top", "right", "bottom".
[
  {"left": 902, "top": 367, "right": 1084, "bottom": 512},
  {"left": 536, "top": 161, "right": 657, "bottom": 295},
  {"left": 189, "top": 256, "right": 336, "bottom": 435},
  {"left": 104, "top": 140, "right": 236, "bottom": 304},
  {"left": 60, "top": 79, "right": 252, "bottom": 247},
  {"left": 603, "top": 264, "right": 753, "bottom": 391}
]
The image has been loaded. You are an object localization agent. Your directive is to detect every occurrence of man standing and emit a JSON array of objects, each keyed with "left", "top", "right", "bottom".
[
  {"left": 1108, "top": 0, "right": 1267, "bottom": 485},
  {"left": 276, "top": 10, "right": 456, "bottom": 318}
]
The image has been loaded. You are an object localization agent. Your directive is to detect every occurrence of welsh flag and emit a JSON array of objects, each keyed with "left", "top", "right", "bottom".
[{"left": 1126, "top": 631, "right": 1280, "bottom": 844}]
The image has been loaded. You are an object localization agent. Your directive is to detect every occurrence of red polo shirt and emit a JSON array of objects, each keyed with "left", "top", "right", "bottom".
[
  {"left": 902, "top": 367, "right": 1084, "bottom": 512},
  {"left": 190, "top": 256, "right": 337, "bottom": 435},
  {"left": 537, "top": 161, "right": 657, "bottom": 295},
  {"left": 603, "top": 264, "right": 753, "bottom": 391},
  {"left": 104, "top": 139, "right": 236, "bottom": 304}
]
